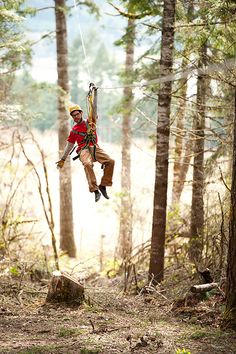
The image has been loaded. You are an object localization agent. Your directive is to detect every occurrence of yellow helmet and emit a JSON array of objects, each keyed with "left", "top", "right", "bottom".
[{"left": 69, "top": 104, "right": 83, "bottom": 115}]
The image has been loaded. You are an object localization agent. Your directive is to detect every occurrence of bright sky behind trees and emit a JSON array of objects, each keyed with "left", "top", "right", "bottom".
[{"left": 23, "top": 0, "right": 126, "bottom": 82}]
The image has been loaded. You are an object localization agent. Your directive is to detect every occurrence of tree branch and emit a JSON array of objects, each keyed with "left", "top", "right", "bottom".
[
  {"left": 31, "top": 31, "right": 55, "bottom": 46},
  {"left": 142, "top": 19, "right": 236, "bottom": 31},
  {"left": 219, "top": 166, "right": 231, "bottom": 192},
  {"left": 176, "top": 19, "right": 236, "bottom": 28},
  {"left": 108, "top": 2, "right": 152, "bottom": 19},
  {"left": 34, "top": 6, "right": 55, "bottom": 11},
  {"left": 140, "top": 22, "right": 162, "bottom": 31}
]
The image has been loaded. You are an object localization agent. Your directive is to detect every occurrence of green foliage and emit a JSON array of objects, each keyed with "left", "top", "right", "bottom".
[
  {"left": 0, "top": 1, "right": 32, "bottom": 75},
  {"left": 112, "top": 0, "right": 160, "bottom": 19},
  {"left": 18, "top": 6, "right": 37, "bottom": 17},
  {"left": 0, "top": 209, "right": 35, "bottom": 256},
  {"left": 0, "top": 0, "right": 33, "bottom": 125},
  {"left": 83, "top": 302, "right": 100, "bottom": 313},
  {"left": 18, "top": 345, "right": 60, "bottom": 354},
  {"left": 80, "top": 349, "right": 100, "bottom": 354},
  {"left": 75, "top": 0, "right": 100, "bottom": 18},
  {"left": 100, "top": 258, "right": 121, "bottom": 278},
  {"left": 58, "top": 326, "right": 82, "bottom": 337},
  {"left": 175, "top": 349, "right": 191, "bottom": 354},
  {"left": 11, "top": 71, "right": 57, "bottom": 130},
  {"left": 164, "top": 205, "right": 190, "bottom": 265},
  {"left": 110, "top": 1, "right": 162, "bottom": 145},
  {"left": 9, "top": 266, "right": 20, "bottom": 277},
  {"left": 190, "top": 330, "right": 207, "bottom": 339}
]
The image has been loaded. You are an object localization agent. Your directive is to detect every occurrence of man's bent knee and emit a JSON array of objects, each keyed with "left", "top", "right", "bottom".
[{"left": 83, "top": 161, "right": 93, "bottom": 169}]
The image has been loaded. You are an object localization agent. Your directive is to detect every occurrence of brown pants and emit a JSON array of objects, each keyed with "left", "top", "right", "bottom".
[{"left": 79, "top": 146, "right": 115, "bottom": 192}]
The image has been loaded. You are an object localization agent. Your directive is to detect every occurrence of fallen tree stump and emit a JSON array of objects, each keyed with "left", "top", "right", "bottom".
[
  {"left": 46, "top": 271, "right": 84, "bottom": 304},
  {"left": 190, "top": 282, "right": 218, "bottom": 293}
]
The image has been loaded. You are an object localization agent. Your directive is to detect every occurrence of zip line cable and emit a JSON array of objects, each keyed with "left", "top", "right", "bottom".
[
  {"left": 98, "top": 58, "right": 236, "bottom": 91},
  {"left": 73, "top": 0, "right": 92, "bottom": 83},
  {"left": 73, "top": 0, "right": 95, "bottom": 119},
  {"left": 70, "top": 2, "right": 235, "bottom": 127},
  {"left": 71, "top": 1, "right": 235, "bottom": 93}
]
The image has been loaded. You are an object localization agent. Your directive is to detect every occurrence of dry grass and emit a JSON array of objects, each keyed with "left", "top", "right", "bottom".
[{"left": 0, "top": 271, "right": 235, "bottom": 354}]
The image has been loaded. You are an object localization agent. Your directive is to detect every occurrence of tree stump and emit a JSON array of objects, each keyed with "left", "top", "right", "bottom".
[{"left": 46, "top": 271, "right": 84, "bottom": 304}]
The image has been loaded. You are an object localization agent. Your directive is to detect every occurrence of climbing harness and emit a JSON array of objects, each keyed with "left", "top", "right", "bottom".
[
  {"left": 71, "top": 122, "right": 97, "bottom": 161},
  {"left": 71, "top": 83, "right": 98, "bottom": 161}
]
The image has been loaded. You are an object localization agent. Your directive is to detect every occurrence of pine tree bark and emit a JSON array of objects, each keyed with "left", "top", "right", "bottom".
[
  {"left": 172, "top": 2, "right": 194, "bottom": 205},
  {"left": 223, "top": 88, "right": 236, "bottom": 330},
  {"left": 189, "top": 42, "right": 207, "bottom": 263},
  {"left": 118, "top": 17, "right": 135, "bottom": 262},
  {"left": 148, "top": 0, "right": 176, "bottom": 283},
  {"left": 55, "top": 0, "right": 76, "bottom": 257},
  {"left": 172, "top": 72, "right": 188, "bottom": 204},
  {"left": 173, "top": 133, "right": 193, "bottom": 204}
]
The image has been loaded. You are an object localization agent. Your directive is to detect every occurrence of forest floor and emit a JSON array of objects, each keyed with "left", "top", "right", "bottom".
[{"left": 0, "top": 274, "right": 236, "bottom": 354}]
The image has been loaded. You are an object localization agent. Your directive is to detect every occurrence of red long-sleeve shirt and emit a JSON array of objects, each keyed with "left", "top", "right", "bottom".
[{"left": 67, "top": 120, "right": 98, "bottom": 151}]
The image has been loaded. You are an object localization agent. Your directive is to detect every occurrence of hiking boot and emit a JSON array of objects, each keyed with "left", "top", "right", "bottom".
[
  {"left": 99, "top": 185, "right": 109, "bottom": 199},
  {"left": 94, "top": 190, "right": 101, "bottom": 202}
]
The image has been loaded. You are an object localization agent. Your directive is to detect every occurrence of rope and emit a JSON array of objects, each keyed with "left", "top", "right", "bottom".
[
  {"left": 73, "top": 0, "right": 92, "bottom": 82},
  {"left": 87, "top": 91, "right": 97, "bottom": 132}
]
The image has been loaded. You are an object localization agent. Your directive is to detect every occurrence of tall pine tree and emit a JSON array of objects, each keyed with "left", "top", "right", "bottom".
[
  {"left": 149, "top": 0, "right": 176, "bottom": 283},
  {"left": 55, "top": 0, "right": 76, "bottom": 257}
]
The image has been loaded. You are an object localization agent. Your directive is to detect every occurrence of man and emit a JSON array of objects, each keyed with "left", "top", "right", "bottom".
[{"left": 56, "top": 104, "right": 115, "bottom": 202}]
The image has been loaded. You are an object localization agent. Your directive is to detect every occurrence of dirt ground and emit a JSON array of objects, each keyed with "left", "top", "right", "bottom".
[{"left": 0, "top": 277, "right": 236, "bottom": 354}]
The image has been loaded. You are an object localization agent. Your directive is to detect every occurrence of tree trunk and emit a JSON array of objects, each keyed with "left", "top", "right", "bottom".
[
  {"left": 189, "top": 42, "right": 207, "bottom": 264},
  {"left": 172, "top": 71, "right": 188, "bottom": 204},
  {"left": 55, "top": 0, "right": 76, "bottom": 257},
  {"left": 174, "top": 133, "right": 193, "bottom": 203},
  {"left": 118, "top": 17, "right": 135, "bottom": 262},
  {"left": 172, "top": 2, "right": 194, "bottom": 205},
  {"left": 223, "top": 88, "right": 236, "bottom": 330},
  {"left": 148, "top": 0, "right": 176, "bottom": 284}
]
